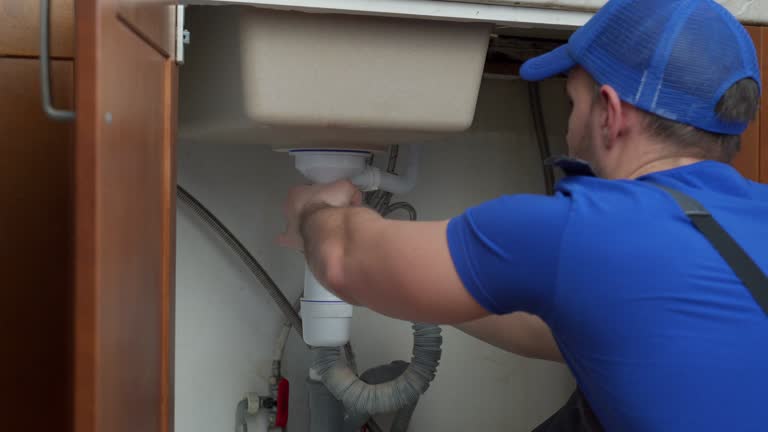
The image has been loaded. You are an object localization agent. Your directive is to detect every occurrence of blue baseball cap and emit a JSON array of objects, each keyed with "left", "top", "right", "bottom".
[{"left": 521, "top": 0, "right": 761, "bottom": 135}]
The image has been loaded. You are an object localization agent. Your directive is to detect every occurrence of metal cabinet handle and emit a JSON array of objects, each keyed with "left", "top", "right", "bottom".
[{"left": 40, "top": 0, "right": 75, "bottom": 121}]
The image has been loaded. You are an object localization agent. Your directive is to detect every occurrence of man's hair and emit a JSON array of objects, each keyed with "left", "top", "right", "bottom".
[{"left": 594, "top": 79, "right": 760, "bottom": 162}]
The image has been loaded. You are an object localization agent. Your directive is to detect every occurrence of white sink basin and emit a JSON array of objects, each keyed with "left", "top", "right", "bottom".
[{"left": 179, "top": 6, "right": 492, "bottom": 150}]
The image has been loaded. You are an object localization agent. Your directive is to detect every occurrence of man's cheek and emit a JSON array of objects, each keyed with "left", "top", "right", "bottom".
[
  {"left": 566, "top": 122, "right": 582, "bottom": 157},
  {"left": 565, "top": 120, "right": 574, "bottom": 154},
  {"left": 567, "top": 138, "right": 577, "bottom": 157}
]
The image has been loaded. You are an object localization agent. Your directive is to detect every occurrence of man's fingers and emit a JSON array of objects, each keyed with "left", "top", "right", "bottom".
[
  {"left": 284, "top": 185, "right": 309, "bottom": 215},
  {"left": 276, "top": 232, "right": 291, "bottom": 247},
  {"left": 327, "top": 180, "right": 363, "bottom": 207},
  {"left": 280, "top": 181, "right": 362, "bottom": 251},
  {"left": 352, "top": 189, "right": 363, "bottom": 206},
  {"left": 276, "top": 232, "right": 304, "bottom": 251}
]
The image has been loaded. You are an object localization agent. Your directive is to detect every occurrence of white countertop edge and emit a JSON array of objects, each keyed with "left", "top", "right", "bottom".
[{"left": 184, "top": 0, "right": 594, "bottom": 29}]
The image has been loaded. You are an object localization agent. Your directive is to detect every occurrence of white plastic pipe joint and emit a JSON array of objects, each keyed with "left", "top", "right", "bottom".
[
  {"left": 300, "top": 265, "right": 354, "bottom": 347},
  {"left": 350, "top": 145, "right": 420, "bottom": 194},
  {"left": 291, "top": 147, "right": 421, "bottom": 195}
]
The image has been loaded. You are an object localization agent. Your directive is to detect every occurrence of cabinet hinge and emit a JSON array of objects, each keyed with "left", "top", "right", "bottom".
[{"left": 175, "top": 5, "right": 189, "bottom": 65}]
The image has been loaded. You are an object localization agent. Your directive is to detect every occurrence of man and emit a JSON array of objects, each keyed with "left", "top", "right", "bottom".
[{"left": 279, "top": 0, "right": 768, "bottom": 430}]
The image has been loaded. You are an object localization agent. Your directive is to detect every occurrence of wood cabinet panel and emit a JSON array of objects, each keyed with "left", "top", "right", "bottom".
[
  {"left": 761, "top": 27, "right": 768, "bottom": 183},
  {"left": 732, "top": 26, "right": 761, "bottom": 181},
  {"left": 0, "top": 0, "right": 74, "bottom": 57},
  {"left": 118, "top": 0, "right": 176, "bottom": 56},
  {"left": 0, "top": 58, "right": 74, "bottom": 432},
  {"left": 74, "top": 1, "right": 176, "bottom": 431}
]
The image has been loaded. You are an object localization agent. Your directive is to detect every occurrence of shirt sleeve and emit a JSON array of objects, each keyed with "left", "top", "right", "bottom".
[{"left": 446, "top": 193, "right": 572, "bottom": 317}]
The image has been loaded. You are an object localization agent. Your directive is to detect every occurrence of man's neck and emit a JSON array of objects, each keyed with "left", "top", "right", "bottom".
[{"left": 625, "top": 156, "right": 704, "bottom": 180}]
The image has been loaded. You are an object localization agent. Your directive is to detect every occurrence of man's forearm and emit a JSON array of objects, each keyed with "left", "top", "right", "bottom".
[
  {"left": 296, "top": 201, "right": 488, "bottom": 323},
  {"left": 299, "top": 205, "right": 380, "bottom": 304},
  {"left": 455, "top": 313, "right": 564, "bottom": 363}
]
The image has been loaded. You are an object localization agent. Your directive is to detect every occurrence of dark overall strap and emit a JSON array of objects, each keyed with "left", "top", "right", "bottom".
[{"left": 653, "top": 184, "right": 768, "bottom": 316}]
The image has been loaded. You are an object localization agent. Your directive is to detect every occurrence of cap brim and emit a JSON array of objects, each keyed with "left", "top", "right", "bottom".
[{"left": 520, "top": 45, "right": 576, "bottom": 81}]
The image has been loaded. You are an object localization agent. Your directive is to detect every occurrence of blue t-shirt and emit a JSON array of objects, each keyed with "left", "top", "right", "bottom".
[{"left": 447, "top": 161, "right": 768, "bottom": 432}]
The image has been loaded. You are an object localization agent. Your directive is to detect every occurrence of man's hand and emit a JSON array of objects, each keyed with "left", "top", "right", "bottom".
[
  {"left": 278, "top": 180, "right": 363, "bottom": 251},
  {"left": 276, "top": 180, "right": 487, "bottom": 324}
]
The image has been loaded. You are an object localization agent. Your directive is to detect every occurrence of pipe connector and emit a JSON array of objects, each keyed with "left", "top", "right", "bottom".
[
  {"left": 289, "top": 146, "right": 421, "bottom": 195},
  {"left": 348, "top": 166, "right": 381, "bottom": 192},
  {"left": 311, "top": 323, "right": 442, "bottom": 417},
  {"left": 301, "top": 264, "right": 353, "bottom": 347},
  {"left": 350, "top": 145, "right": 420, "bottom": 195}
]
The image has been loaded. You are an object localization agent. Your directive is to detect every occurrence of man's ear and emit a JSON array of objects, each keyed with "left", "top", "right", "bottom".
[{"left": 599, "top": 84, "right": 625, "bottom": 148}]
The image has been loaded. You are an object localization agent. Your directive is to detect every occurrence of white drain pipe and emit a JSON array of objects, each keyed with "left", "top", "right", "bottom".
[
  {"left": 291, "top": 149, "right": 370, "bottom": 347},
  {"left": 290, "top": 147, "right": 420, "bottom": 347},
  {"left": 300, "top": 265, "right": 355, "bottom": 347}
]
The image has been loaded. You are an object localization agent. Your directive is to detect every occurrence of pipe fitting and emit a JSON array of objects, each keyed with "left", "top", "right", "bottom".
[
  {"left": 349, "top": 166, "right": 381, "bottom": 192},
  {"left": 351, "top": 145, "right": 421, "bottom": 194},
  {"left": 301, "top": 265, "right": 354, "bottom": 347},
  {"left": 291, "top": 150, "right": 370, "bottom": 185},
  {"left": 311, "top": 323, "right": 442, "bottom": 417}
]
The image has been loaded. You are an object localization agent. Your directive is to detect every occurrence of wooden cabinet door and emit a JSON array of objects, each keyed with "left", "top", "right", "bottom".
[
  {"left": 760, "top": 27, "right": 768, "bottom": 183},
  {"left": 0, "top": 57, "right": 74, "bottom": 432},
  {"left": 0, "top": 0, "right": 74, "bottom": 57},
  {"left": 74, "top": 1, "right": 177, "bottom": 432},
  {"left": 117, "top": 0, "right": 176, "bottom": 56},
  {"left": 733, "top": 26, "right": 762, "bottom": 182}
]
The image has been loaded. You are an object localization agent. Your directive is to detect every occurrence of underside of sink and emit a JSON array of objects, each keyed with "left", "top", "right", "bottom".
[{"left": 179, "top": 6, "right": 492, "bottom": 149}]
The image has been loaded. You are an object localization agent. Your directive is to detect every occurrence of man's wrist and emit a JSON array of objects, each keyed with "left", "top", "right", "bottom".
[{"left": 298, "top": 202, "right": 335, "bottom": 239}]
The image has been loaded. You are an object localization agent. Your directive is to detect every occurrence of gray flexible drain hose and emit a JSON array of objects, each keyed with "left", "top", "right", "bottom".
[
  {"left": 342, "top": 361, "right": 417, "bottom": 432},
  {"left": 311, "top": 323, "right": 442, "bottom": 416}
]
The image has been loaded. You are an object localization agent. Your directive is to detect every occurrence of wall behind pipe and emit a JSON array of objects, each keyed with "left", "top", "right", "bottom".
[{"left": 175, "top": 78, "right": 574, "bottom": 432}]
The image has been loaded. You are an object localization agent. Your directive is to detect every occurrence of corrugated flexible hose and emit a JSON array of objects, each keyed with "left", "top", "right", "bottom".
[{"left": 312, "top": 323, "right": 442, "bottom": 417}]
